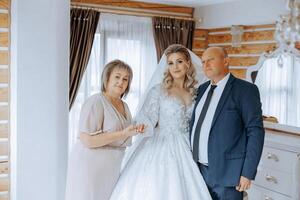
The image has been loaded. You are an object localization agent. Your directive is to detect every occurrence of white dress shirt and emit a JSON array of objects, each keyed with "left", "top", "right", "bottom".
[{"left": 191, "top": 73, "right": 230, "bottom": 165}]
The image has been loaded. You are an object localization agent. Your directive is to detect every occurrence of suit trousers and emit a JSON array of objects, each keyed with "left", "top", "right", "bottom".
[{"left": 198, "top": 163, "right": 243, "bottom": 200}]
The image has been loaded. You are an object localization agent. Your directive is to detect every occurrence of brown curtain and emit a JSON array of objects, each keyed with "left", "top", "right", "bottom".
[
  {"left": 152, "top": 17, "right": 195, "bottom": 61},
  {"left": 69, "top": 9, "right": 100, "bottom": 109}
]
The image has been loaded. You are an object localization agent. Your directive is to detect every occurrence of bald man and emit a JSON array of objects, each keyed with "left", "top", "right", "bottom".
[{"left": 190, "top": 47, "right": 264, "bottom": 200}]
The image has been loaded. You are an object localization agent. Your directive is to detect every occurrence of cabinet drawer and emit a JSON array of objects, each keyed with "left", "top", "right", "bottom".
[
  {"left": 247, "top": 185, "right": 261, "bottom": 199},
  {"left": 260, "top": 146, "right": 298, "bottom": 173},
  {"left": 248, "top": 184, "right": 291, "bottom": 200},
  {"left": 254, "top": 167, "right": 292, "bottom": 195}
]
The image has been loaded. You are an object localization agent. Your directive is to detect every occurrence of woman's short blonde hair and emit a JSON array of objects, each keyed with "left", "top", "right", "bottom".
[
  {"left": 101, "top": 59, "right": 133, "bottom": 98},
  {"left": 162, "top": 44, "right": 198, "bottom": 95}
]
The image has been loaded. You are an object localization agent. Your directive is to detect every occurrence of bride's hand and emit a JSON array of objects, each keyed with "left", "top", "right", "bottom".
[{"left": 135, "top": 124, "right": 146, "bottom": 133}]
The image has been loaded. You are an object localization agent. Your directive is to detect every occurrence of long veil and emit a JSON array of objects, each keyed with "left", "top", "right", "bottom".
[{"left": 121, "top": 48, "right": 206, "bottom": 171}]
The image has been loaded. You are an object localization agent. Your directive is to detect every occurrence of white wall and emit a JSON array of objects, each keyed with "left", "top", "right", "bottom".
[
  {"left": 195, "top": 0, "right": 288, "bottom": 28},
  {"left": 11, "top": 0, "right": 69, "bottom": 199}
]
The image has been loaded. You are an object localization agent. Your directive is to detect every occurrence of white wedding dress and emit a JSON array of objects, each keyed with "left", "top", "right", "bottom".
[{"left": 110, "top": 85, "right": 212, "bottom": 200}]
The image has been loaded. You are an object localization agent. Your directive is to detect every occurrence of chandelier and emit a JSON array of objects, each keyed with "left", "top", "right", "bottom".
[{"left": 275, "top": 0, "right": 300, "bottom": 47}]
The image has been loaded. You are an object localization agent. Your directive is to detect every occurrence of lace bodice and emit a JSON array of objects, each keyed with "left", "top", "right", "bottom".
[{"left": 135, "top": 85, "right": 194, "bottom": 138}]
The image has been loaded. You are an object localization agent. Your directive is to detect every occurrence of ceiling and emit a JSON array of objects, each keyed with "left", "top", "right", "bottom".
[{"left": 131, "top": 0, "right": 241, "bottom": 7}]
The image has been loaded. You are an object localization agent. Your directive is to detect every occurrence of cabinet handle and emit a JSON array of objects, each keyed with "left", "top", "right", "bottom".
[
  {"left": 266, "top": 153, "right": 279, "bottom": 161},
  {"left": 265, "top": 175, "right": 278, "bottom": 184},
  {"left": 264, "top": 196, "right": 273, "bottom": 200}
]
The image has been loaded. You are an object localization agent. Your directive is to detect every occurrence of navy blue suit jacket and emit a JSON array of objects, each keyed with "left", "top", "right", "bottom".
[{"left": 190, "top": 74, "right": 265, "bottom": 186}]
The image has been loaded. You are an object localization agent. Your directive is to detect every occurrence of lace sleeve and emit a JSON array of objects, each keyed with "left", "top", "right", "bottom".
[{"left": 134, "top": 85, "right": 160, "bottom": 137}]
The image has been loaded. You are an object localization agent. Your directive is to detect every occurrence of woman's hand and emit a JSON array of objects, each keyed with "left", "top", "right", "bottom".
[
  {"left": 79, "top": 124, "right": 147, "bottom": 149},
  {"left": 122, "top": 124, "right": 146, "bottom": 137}
]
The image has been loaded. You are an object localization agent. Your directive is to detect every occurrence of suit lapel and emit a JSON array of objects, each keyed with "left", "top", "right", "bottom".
[{"left": 210, "top": 74, "right": 236, "bottom": 129}]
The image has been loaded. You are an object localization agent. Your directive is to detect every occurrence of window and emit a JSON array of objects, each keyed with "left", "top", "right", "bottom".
[
  {"left": 255, "top": 54, "right": 300, "bottom": 127},
  {"left": 69, "top": 13, "right": 157, "bottom": 150}
]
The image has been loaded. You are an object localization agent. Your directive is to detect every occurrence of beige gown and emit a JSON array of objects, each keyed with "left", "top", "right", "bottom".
[{"left": 65, "top": 93, "right": 132, "bottom": 200}]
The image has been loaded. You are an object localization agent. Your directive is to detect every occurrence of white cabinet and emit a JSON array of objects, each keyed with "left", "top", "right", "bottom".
[
  {"left": 248, "top": 128, "right": 300, "bottom": 200},
  {"left": 248, "top": 184, "right": 292, "bottom": 200}
]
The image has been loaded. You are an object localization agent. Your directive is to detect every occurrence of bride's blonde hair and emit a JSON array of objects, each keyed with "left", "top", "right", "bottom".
[{"left": 162, "top": 44, "right": 198, "bottom": 95}]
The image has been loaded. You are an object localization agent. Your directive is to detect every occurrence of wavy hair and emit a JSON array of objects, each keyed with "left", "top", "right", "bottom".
[{"left": 162, "top": 44, "right": 198, "bottom": 95}]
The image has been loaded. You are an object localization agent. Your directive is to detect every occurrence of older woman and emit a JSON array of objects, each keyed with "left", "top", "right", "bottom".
[{"left": 65, "top": 60, "right": 144, "bottom": 200}]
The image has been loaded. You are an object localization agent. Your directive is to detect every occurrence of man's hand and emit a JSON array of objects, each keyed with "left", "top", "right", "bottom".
[{"left": 236, "top": 176, "right": 251, "bottom": 192}]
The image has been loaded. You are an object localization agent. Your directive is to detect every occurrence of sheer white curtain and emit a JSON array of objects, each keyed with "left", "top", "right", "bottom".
[
  {"left": 255, "top": 55, "right": 300, "bottom": 127},
  {"left": 99, "top": 13, "right": 157, "bottom": 114},
  {"left": 68, "top": 33, "right": 102, "bottom": 150},
  {"left": 69, "top": 13, "right": 157, "bottom": 150}
]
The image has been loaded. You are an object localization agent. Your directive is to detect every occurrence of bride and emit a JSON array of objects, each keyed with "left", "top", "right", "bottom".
[{"left": 110, "top": 44, "right": 212, "bottom": 200}]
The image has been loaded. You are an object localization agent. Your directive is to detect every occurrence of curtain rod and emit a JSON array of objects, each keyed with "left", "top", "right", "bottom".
[{"left": 70, "top": 4, "right": 196, "bottom": 21}]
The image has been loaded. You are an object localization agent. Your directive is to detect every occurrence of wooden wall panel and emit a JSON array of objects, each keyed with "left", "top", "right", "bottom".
[
  {"left": 0, "top": 106, "right": 8, "bottom": 121},
  {"left": 0, "top": 195, "right": 8, "bottom": 200},
  {"left": 0, "top": 32, "right": 8, "bottom": 47},
  {"left": 207, "top": 34, "right": 231, "bottom": 44},
  {"left": 0, "top": 178, "right": 8, "bottom": 192},
  {"left": 0, "top": 52, "right": 8, "bottom": 65},
  {"left": 192, "top": 40, "right": 207, "bottom": 49},
  {"left": 0, "top": 69, "right": 8, "bottom": 83},
  {"left": 194, "top": 29, "right": 208, "bottom": 38},
  {"left": 0, "top": 124, "right": 8, "bottom": 138},
  {"left": 229, "top": 57, "right": 259, "bottom": 66},
  {"left": 224, "top": 43, "right": 276, "bottom": 55},
  {"left": 71, "top": 0, "right": 194, "bottom": 16},
  {"left": 242, "top": 30, "right": 274, "bottom": 42},
  {"left": 208, "top": 24, "right": 275, "bottom": 33},
  {"left": 0, "top": 2, "right": 9, "bottom": 199},
  {"left": 193, "top": 29, "right": 209, "bottom": 56},
  {"left": 0, "top": 196, "right": 8, "bottom": 200},
  {"left": 0, "top": 162, "right": 8, "bottom": 174},
  {"left": 0, "top": 88, "right": 8, "bottom": 102},
  {"left": 208, "top": 30, "right": 274, "bottom": 44},
  {"left": 0, "top": 0, "right": 9, "bottom": 9},
  {"left": 0, "top": 141, "right": 8, "bottom": 156},
  {"left": 0, "top": 14, "right": 8, "bottom": 28}
]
